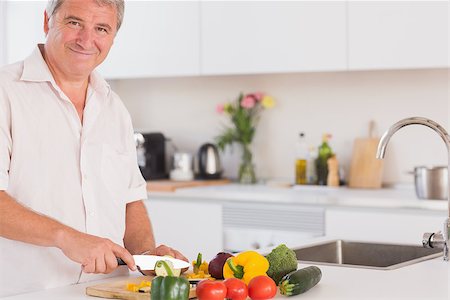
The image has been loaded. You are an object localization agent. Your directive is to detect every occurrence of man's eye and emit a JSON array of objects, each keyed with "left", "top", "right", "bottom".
[
  {"left": 97, "top": 27, "right": 108, "bottom": 34},
  {"left": 68, "top": 21, "right": 81, "bottom": 27}
]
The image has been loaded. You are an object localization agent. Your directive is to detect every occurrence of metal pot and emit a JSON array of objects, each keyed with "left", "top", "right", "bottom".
[{"left": 413, "top": 166, "right": 448, "bottom": 200}]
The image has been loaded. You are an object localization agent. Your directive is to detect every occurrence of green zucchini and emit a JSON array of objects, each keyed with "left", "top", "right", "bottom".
[{"left": 279, "top": 266, "right": 322, "bottom": 296}]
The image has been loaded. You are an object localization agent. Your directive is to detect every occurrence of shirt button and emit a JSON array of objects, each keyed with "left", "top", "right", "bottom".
[{"left": 88, "top": 211, "right": 95, "bottom": 217}]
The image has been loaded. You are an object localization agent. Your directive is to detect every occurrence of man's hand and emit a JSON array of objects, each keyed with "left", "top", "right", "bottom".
[
  {"left": 0, "top": 191, "right": 135, "bottom": 274},
  {"left": 56, "top": 228, "right": 136, "bottom": 274},
  {"left": 153, "top": 244, "right": 188, "bottom": 263},
  {"left": 139, "top": 244, "right": 189, "bottom": 276}
]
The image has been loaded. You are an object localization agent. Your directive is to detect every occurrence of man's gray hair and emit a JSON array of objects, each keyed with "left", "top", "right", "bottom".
[{"left": 46, "top": 0, "right": 125, "bottom": 31}]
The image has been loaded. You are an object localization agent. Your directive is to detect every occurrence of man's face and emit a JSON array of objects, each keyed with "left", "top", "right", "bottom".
[{"left": 44, "top": 0, "right": 117, "bottom": 78}]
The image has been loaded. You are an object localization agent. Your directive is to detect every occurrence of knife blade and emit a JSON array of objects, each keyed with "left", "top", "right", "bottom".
[{"left": 117, "top": 255, "right": 190, "bottom": 270}]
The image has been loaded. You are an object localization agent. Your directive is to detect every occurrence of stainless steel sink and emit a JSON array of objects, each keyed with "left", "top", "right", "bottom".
[{"left": 292, "top": 240, "right": 442, "bottom": 270}]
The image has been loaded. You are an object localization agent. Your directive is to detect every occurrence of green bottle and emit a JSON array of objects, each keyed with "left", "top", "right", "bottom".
[{"left": 316, "top": 134, "right": 333, "bottom": 185}]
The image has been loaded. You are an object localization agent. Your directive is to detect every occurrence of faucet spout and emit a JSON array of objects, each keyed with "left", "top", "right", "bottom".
[{"left": 376, "top": 117, "right": 450, "bottom": 261}]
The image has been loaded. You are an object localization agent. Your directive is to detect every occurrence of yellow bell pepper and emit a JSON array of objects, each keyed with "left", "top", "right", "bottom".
[{"left": 223, "top": 250, "right": 269, "bottom": 284}]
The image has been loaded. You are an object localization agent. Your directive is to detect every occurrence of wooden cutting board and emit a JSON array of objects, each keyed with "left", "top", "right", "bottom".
[
  {"left": 348, "top": 121, "right": 384, "bottom": 189},
  {"left": 147, "top": 179, "right": 230, "bottom": 192},
  {"left": 86, "top": 276, "right": 196, "bottom": 300}
]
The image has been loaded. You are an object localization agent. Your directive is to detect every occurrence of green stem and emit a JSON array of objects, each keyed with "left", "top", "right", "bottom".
[
  {"left": 195, "top": 253, "right": 202, "bottom": 269},
  {"left": 226, "top": 258, "right": 244, "bottom": 279},
  {"left": 241, "top": 143, "right": 252, "bottom": 163},
  {"left": 155, "top": 260, "right": 174, "bottom": 277}
]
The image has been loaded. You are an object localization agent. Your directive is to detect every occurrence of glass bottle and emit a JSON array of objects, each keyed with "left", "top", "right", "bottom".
[
  {"left": 315, "top": 134, "right": 333, "bottom": 185},
  {"left": 295, "top": 132, "right": 307, "bottom": 185}
]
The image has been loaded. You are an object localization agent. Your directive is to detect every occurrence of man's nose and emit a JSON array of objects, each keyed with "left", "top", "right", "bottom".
[{"left": 76, "top": 27, "right": 95, "bottom": 48}]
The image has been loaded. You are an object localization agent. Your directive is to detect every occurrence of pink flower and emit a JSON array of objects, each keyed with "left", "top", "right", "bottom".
[
  {"left": 241, "top": 95, "right": 256, "bottom": 108},
  {"left": 252, "top": 92, "right": 264, "bottom": 101},
  {"left": 216, "top": 103, "right": 225, "bottom": 114}
]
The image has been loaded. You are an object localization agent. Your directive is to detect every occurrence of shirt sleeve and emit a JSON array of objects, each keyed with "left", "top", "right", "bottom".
[
  {"left": 0, "top": 87, "right": 12, "bottom": 191},
  {"left": 122, "top": 103, "right": 148, "bottom": 203}
]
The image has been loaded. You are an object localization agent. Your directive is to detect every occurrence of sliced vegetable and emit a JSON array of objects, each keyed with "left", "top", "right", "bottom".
[
  {"left": 248, "top": 275, "right": 277, "bottom": 300},
  {"left": 151, "top": 275, "right": 190, "bottom": 300},
  {"left": 223, "top": 250, "right": 270, "bottom": 285},
  {"left": 186, "top": 270, "right": 211, "bottom": 280},
  {"left": 126, "top": 280, "right": 151, "bottom": 292},
  {"left": 196, "top": 279, "right": 227, "bottom": 300},
  {"left": 279, "top": 266, "right": 322, "bottom": 296},
  {"left": 224, "top": 278, "right": 248, "bottom": 300},
  {"left": 193, "top": 253, "right": 209, "bottom": 274},
  {"left": 208, "top": 252, "right": 234, "bottom": 279},
  {"left": 155, "top": 259, "right": 181, "bottom": 277}
]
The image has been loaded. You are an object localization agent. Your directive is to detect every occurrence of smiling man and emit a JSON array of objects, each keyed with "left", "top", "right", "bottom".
[{"left": 0, "top": 0, "right": 186, "bottom": 297}]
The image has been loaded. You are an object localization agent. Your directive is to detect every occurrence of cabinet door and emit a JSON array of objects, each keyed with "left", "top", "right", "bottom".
[
  {"left": 4, "top": 1, "right": 47, "bottom": 65},
  {"left": 348, "top": 1, "right": 449, "bottom": 70},
  {"left": 97, "top": 1, "right": 200, "bottom": 79},
  {"left": 201, "top": 1, "right": 347, "bottom": 75},
  {"left": 145, "top": 199, "right": 223, "bottom": 261},
  {"left": 223, "top": 203, "right": 325, "bottom": 252},
  {"left": 326, "top": 208, "right": 445, "bottom": 244}
]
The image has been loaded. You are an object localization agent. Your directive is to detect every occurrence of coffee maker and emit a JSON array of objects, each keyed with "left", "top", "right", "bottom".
[{"left": 134, "top": 132, "right": 168, "bottom": 180}]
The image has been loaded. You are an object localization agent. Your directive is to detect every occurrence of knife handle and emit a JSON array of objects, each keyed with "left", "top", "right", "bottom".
[{"left": 117, "top": 258, "right": 126, "bottom": 266}]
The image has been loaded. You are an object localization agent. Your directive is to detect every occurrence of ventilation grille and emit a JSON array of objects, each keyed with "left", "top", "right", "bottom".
[{"left": 223, "top": 203, "right": 325, "bottom": 234}]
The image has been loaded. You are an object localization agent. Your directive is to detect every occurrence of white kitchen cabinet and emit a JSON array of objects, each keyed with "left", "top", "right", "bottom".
[
  {"left": 144, "top": 198, "right": 222, "bottom": 261},
  {"left": 223, "top": 203, "right": 325, "bottom": 252},
  {"left": 97, "top": 1, "right": 200, "bottom": 79},
  {"left": 4, "top": 1, "right": 47, "bottom": 65},
  {"left": 2, "top": 1, "right": 200, "bottom": 78},
  {"left": 200, "top": 1, "right": 347, "bottom": 75},
  {"left": 326, "top": 207, "right": 445, "bottom": 244},
  {"left": 348, "top": 1, "right": 449, "bottom": 70}
]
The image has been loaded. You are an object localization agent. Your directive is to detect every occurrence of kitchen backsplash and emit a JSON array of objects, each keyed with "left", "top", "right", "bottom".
[{"left": 110, "top": 68, "right": 449, "bottom": 185}]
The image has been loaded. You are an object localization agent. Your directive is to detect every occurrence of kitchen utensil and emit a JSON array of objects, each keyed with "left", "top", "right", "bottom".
[
  {"left": 169, "top": 152, "right": 194, "bottom": 181},
  {"left": 117, "top": 255, "right": 190, "bottom": 270},
  {"left": 196, "top": 143, "right": 223, "bottom": 179},
  {"left": 86, "top": 276, "right": 197, "bottom": 299},
  {"left": 133, "top": 132, "right": 168, "bottom": 180},
  {"left": 348, "top": 121, "right": 384, "bottom": 188},
  {"left": 412, "top": 166, "right": 448, "bottom": 200}
]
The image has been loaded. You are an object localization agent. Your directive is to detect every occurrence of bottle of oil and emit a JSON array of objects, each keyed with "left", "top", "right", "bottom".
[
  {"left": 306, "top": 146, "right": 317, "bottom": 185},
  {"left": 315, "top": 134, "right": 333, "bottom": 185},
  {"left": 295, "top": 132, "right": 307, "bottom": 185}
]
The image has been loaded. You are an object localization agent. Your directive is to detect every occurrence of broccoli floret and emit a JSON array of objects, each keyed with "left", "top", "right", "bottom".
[{"left": 265, "top": 244, "right": 298, "bottom": 285}]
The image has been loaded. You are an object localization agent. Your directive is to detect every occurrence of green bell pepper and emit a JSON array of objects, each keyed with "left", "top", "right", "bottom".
[{"left": 151, "top": 260, "right": 190, "bottom": 300}]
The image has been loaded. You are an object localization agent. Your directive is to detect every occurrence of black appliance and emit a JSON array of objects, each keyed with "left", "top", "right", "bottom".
[
  {"left": 134, "top": 132, "right": 168, "bottom": 180},
  {"left": 196, "top": 143, "right": 223, "bottom": 179}
]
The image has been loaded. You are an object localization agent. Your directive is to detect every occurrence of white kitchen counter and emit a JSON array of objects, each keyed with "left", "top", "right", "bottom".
[
  {"left": 3, "top": 237, "right": 448, "bottom": 300},
  {"left": 148, "top": 183, "right": 447, "bottom": 213}
]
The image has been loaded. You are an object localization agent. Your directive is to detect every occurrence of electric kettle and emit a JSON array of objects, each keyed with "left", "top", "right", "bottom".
[{"left": 196, "top": 143, "right": 223, "bottom": 179}]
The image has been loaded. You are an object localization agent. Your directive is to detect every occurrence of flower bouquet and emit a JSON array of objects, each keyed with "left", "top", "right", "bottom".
[{"left": 215, "top": 92, "right": 275, "bottom": 184}]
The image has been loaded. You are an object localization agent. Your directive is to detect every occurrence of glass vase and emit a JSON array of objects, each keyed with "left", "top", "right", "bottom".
[{"left": 238, "top": 143, "right": 256, "bottom": 184}]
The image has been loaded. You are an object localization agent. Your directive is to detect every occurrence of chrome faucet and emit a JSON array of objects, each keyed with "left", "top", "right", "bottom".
[{"left": 376, "top": 117, "right": 450, "bottom": 261}]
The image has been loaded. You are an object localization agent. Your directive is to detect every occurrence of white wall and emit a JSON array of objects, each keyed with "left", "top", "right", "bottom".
[
  {"left": 0, "top": 1, "right": 6, "bottom": 66},
  {"left": 113, "top": 69, "right": 449, "bottom": 185}
]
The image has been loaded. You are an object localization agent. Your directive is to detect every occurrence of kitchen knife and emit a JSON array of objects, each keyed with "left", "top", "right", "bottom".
[{"left": 117, "top": 255, "right": 190, "bottom": 270}]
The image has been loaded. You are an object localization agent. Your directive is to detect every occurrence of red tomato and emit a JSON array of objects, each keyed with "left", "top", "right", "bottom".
[
  {"left": 248, "top": 276, "right": 277, "bottom": 300},
  {"left": 224, "top": 278, "right": 248, "bottom": 300},
  {"left": 196, "top": 279, "right": 227, "bottom": 300}
]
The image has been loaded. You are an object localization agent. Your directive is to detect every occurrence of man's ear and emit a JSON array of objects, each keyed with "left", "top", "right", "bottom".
[{"left": 44, "top": 10, "right": 49, "bottom": 36}]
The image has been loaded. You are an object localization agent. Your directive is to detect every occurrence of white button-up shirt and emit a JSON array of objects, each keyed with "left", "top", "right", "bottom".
[{"left": 0, "top": 45, "right": 148, "bottom": 297}]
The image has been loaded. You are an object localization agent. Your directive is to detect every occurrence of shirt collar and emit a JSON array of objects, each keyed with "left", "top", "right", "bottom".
[
  {"left": 20, "top": 44, "right": 111, "bottom": 97},
  {"left": 20, "top": 44, "right": 54, "bottom": 83}
]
